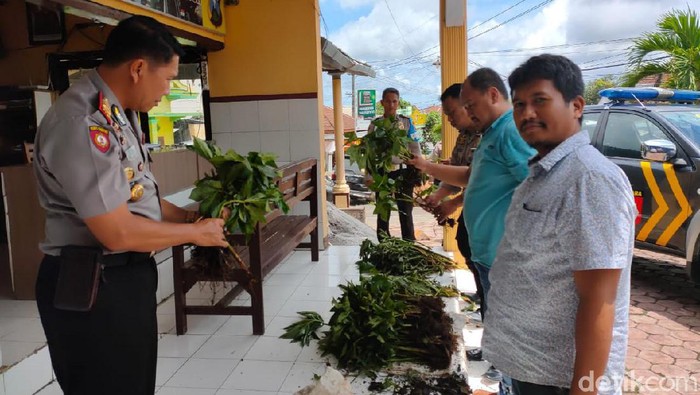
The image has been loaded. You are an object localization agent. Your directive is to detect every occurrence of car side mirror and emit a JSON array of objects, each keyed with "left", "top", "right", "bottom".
[{"left": 641, "top": 139, "right": 677, "bottom": 162}]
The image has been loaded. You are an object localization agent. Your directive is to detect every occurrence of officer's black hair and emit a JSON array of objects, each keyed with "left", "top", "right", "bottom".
[
  {"left": 102, "top": 16, "right": 185, "bottom": 67},
  {"left": 466, "top": 68, "right": 508, "bottom": 99},
  {"left": 382, "top": 87, "right": 400, "bottom": 99},
  {"left": 440, "top": 83, "right": 462, "bottom": 102},
  {"left": 508, "top": 54, "right": 584, "bottom": 103}
]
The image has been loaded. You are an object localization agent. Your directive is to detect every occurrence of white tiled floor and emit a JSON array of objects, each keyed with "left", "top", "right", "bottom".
[{"left": 7, "top": 246, "right": 493, "bottom": 395}]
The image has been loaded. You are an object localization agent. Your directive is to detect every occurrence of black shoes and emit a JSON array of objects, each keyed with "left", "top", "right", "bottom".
[{"left": 466, "top": 348, "right": 483, "bottom": 361}]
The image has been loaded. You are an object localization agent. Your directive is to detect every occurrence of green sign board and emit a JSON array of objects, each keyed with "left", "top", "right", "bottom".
[{"left": 357, "top": 89, "right": 376, "bottom": 118}]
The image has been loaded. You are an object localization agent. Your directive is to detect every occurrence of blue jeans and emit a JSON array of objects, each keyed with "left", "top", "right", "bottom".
[
  {"left": 474, "top": 262, "right": 513, "bottom": 395},
  {"left": 474, "top": 262, "right": 491, "bottom": 315}
]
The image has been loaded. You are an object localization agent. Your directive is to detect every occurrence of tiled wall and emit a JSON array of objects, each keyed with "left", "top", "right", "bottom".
[
  {"left": 210, "top": 97, "right": 326, "bottom": 249},
  {"left": 210, "top": 98, "right": 321, "bottom": 163}
]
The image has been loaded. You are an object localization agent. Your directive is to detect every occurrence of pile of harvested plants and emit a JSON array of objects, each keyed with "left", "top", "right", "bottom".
[
  {"left": 281, "top": 273, "right": 457, "bottom": 378},
  {"left": 357, "top": 238, "right": 458, "bottom": 277},
  {"left": 187, "top": 138, "right": 288, "bottom": 282},
  {"left": 345, "top": 117, "right": 432, "bottom": 221}
]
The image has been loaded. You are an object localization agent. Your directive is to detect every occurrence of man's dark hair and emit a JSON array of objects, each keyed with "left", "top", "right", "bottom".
[
  {"left": 102, "top": 16, "right": 185, "bottom": 66},
  {"left": 508, "top": 54, "right": 584, "bottom": 102},
  {"left": 382, "top": 87, "right": 400, "bottom": 99},
  {"left": 466, "top": 68, "right": 508, "bottom": 98},
  {"left": 440, "top": 83, "right": 462, "bottom": 102}
]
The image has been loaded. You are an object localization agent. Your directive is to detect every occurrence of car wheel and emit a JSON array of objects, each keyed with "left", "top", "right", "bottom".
[{"left": 688, "top": 237, "right": 700, "bottom": 283}]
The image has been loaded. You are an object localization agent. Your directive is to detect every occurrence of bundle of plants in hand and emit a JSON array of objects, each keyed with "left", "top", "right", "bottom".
[
  {"left": 345, "top": 116, "right": 424, "bottom": 221},
  {"left": 281, "top": 273, "right": 457, "bottom": 378},
  {"left": 357, "top": 238, "right": 458, "bottom": 277},
  {"left": 187, "top": 138, "right": 288, "bottom": 277}
]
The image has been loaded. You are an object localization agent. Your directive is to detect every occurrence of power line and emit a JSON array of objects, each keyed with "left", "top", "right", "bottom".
[
  {"left": 468, "top": 0, "right": 528, "bottom": 32},
  {"left": 468, "top": 38, "right": 633, "bottom": 54},
  {"left": 383, "top": 0, "right": 418, "bottom": 57},
  {"left": 579, "top": 55, "right": 670, "bottom": 72},
  {"left": 468, "top": 0, "right": 554, "bottom": 41}
]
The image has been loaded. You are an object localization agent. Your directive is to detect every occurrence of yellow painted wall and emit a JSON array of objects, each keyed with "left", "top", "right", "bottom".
[
  {"left": 150, "top": 97, "right": 175, "bottom": 145},
  {"left": 156, "top": 117, "right": 175, "bottom": 145},
  {"left": 208, "top": 0, "right": 322, "bottom": 97},
  {"left": 0, "top": 0, "right": 112, "bottom": 86}
]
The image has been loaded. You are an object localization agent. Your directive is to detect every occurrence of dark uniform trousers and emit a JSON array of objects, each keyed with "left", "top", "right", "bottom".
[
  {"left": 456, "top": 213, "right": 485, "bottom": 320},
  {"left": 36, "top": 252, "right": 158, "bottom": 395},
  {"left": 377, "top": 167, "right": 416, "bottom": 241}
]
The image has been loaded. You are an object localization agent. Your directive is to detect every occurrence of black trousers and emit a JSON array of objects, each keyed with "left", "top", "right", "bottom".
[
  {"left": 456, "top": 213, "right": 485, "bottom": 319},
  {"left": 36, "top": 252, "right": 158, "bottom": 395},
  {"left": 512, "top": 379, "right": 569, "bottom": 395},
  {"left": 377, "top": 168, "right": 416, "bottom": 241}
]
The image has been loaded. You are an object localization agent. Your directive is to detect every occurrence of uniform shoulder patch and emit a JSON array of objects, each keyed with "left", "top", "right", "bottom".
[
  {"left": 98, "top": 91, "right": 112, "bottom": 125},
  {"left": 89, "top": 125, "right": 111, "bottom": 153}
]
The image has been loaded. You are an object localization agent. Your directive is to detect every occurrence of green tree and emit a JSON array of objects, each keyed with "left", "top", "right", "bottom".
[
  {"left": 420, "top": 111, "right": 442, "bottom": 155},
  {"left": 375, "top": 98, "right": 413, "bottom": 116},
  {"left": 423, "top": 111, "right": 442, "bottom": 142},
  {"left": 584, "top": 76, "right": 617, "bottom": 104},
  {"left": 621, "top": 8, "right": 700, "bottom": 89}
]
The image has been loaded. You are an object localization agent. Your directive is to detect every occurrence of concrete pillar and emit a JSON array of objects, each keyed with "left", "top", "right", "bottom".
[
  {"left": 331, "top": 73, "right": 350, "bottom": 208},
  {"left": 440, "top": 0, "right": 467, "bottom": 261}
]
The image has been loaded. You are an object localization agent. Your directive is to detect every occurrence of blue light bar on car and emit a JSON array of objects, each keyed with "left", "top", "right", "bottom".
[{"left": 599, "top": 87, "right": 700, "bottom": 101}]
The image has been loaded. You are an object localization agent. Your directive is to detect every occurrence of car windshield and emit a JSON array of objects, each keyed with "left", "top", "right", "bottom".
[{"left": 661, "top": 110, "right": 700, "bottom": 148}]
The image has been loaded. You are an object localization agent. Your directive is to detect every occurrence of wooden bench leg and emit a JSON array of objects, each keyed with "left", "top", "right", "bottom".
[
  {"left": 249, "top": 228, "right": 265, "bottom": 335},
  {"left": 172, "top": 245, "right": 188, "bottom": 335},
  {"left": 310, "top": 226, "right": 319, "bottom": 262}
]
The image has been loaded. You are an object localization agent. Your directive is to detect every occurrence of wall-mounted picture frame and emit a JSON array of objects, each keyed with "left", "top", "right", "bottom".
[{"left": 25, "top": 2, "right": 65, "bottom": 45}]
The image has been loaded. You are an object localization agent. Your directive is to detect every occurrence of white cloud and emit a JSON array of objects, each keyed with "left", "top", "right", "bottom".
[
  {"left": 338, "top": 0, "right": 377, "bottom": 9},
  {"left": 322, "top": 0, "right": 699, "bottom": 108},
  {"left": 329, "top": 0, "right": 439, "bottom": 62}
]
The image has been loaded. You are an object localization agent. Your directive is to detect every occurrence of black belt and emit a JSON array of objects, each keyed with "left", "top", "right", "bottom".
[{"left": 102, "top": 251, "right": 151, "bottom": 267}]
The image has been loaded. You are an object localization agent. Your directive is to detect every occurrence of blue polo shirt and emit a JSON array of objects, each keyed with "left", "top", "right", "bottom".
[{"left": 463, "top": 109, "right": 535, "bottom": 267}]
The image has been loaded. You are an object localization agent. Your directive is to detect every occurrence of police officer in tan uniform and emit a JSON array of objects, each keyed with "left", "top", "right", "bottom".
[
  {"left": 367, "top": 87, "right": 421, "bottom": 241},
  {"left": 33, "top": 16, "right": 227, "bottom": 394}
]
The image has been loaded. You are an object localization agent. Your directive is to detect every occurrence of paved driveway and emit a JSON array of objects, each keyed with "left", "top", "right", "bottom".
[
  {"left": 358, "top": 203, "right": 700, "bottom": 394},
  {"left": 625, "top": 251, "right": 700, "bottom": 395}
]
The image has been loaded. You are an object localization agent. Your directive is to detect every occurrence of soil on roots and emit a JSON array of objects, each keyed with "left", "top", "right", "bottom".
[
  {"left": 405, "top": 297, "right": 456, "bottom": 370},
  {"left": 368, "top": 372, "right": 471, "bottom": 395}
]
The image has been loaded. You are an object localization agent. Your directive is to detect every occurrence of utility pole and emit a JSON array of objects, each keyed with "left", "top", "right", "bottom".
[{"left": 351, "top": 74, "right": 357, "bottom": 132}]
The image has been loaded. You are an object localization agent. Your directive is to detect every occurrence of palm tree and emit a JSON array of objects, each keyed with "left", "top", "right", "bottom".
[{"left": 621, "top": 8, "right": 700, "bottom": 90}]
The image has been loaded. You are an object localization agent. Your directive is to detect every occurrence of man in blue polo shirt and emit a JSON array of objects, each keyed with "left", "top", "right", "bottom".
[
  {"left": 408, "top": 68, "right": 534, "bottom": 393},
  {"left": 409, "top": 68, "right": 533, "bottom": 313}
]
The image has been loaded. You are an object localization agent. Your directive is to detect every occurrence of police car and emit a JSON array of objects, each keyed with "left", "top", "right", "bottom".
[{"left": 584, "top": 87, "right": 700, "bottom": 281}]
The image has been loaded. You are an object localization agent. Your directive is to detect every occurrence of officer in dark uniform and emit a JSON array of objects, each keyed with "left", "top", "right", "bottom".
[
  {"left": 33, "top": 16, "right": 228, "bottom": 394},
  {"left": 424, "top": 83, "right": 484, "bottom": 319},
  {"left": 367, "top": 87, "right": 421, "bottom": 241}
]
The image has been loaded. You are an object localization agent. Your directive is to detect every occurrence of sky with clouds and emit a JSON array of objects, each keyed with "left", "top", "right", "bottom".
[{"left": 318, "top": 0, "right": 697, "bottom": 110}]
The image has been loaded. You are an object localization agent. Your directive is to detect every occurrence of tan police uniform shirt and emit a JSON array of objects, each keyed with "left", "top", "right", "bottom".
[
  {"left": 34, "top": 69, "right": 161, "bottom": 256},
  {"left": 367, "top": 114, "right": 421, "bottom": 167},
  {"left": 442, "top": 129, "right": 481, "bottom": 192}
]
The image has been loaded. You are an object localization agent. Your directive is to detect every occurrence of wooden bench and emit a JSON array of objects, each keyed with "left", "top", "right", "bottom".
[{"left": 171, "top": 158, "right": 320, "bottom": 335}]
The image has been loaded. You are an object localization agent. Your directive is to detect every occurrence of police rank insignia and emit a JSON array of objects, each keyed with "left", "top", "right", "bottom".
[
  {"left": 124, "top": 167, "right": 135, "bottom": 181},
  {"left": 111, "top": 104, "right": 127, "bottom": 126},
  {"left": 98, "top": 92, "right": 112, "bottom": 125},
  {"left": 89, "top": 126, "right": 110, "bottom": 153},
  {"left": 130, "top": 183, "right": 144, "bottom": 202}
]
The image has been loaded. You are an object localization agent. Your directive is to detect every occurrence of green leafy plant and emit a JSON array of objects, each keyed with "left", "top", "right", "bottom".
[
  {"left": 279, "top": 311, "right": 324, "bottom": 347},
  {"left": 281, "top": 273, "right": 456, "bottom": 377},
  {"left": 357, "top": 238, "right": 457, "bottom": 277},
  {"left": 187, "top": 138, "right": 289, "bottom": 284},
  {"left": 345, "top": 117, "right": 421, "bottom": 221},
  {"left": 189, "top": 137, "right": 289, "bottom": 238}
]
